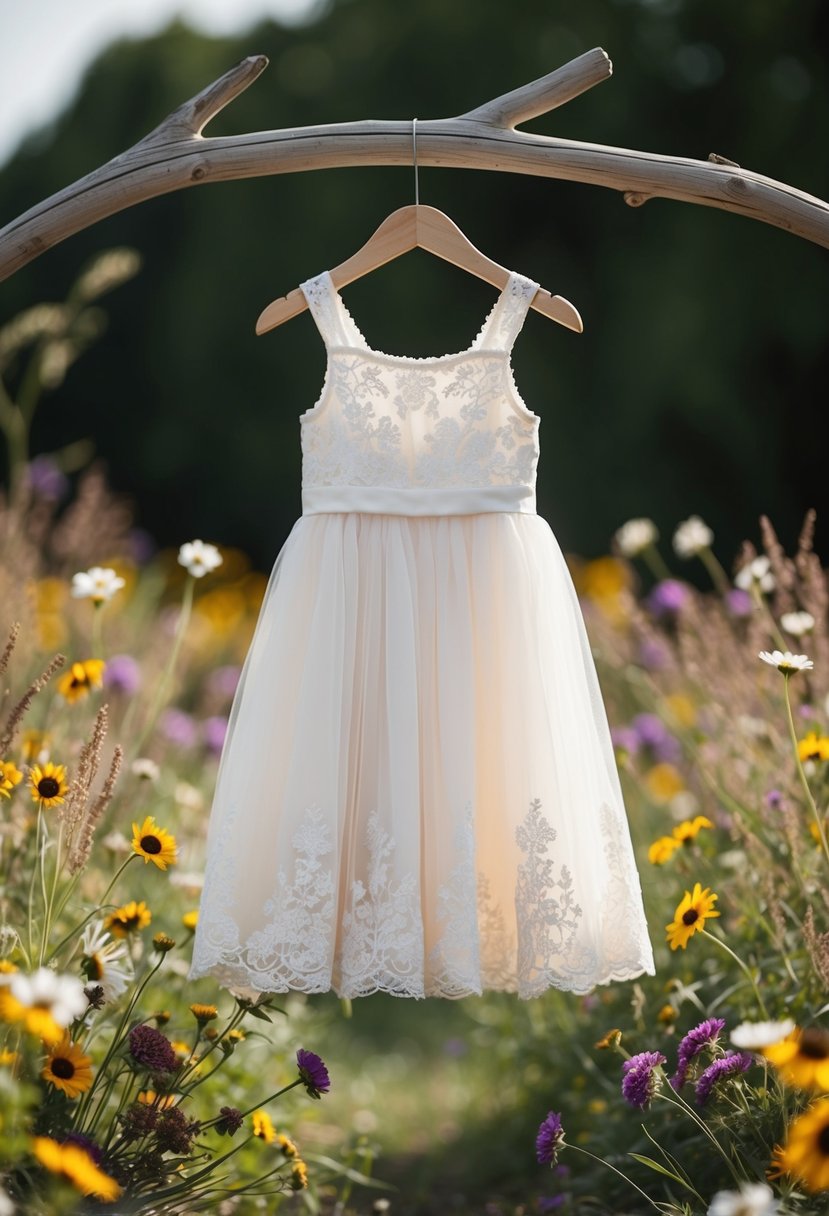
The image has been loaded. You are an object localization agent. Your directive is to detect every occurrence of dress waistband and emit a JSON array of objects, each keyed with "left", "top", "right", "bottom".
[{"left": 301, "top": 484, "right": 537, "bottom": 517}]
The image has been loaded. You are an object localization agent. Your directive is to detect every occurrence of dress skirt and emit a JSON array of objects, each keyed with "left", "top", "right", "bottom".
[{"left": 187, "top": 511, "right": 655, "bottom": 1000}]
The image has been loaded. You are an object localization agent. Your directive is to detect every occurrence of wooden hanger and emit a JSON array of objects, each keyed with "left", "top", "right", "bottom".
[{"left": 255, "top": 202, "right": 583, "bottom": 336}]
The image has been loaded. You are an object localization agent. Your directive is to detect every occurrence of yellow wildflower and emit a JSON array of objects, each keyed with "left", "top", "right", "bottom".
[
  {"left": 665, "top": 883, "right": 720, "bottom": 950},
  {"left": 57, "top": 659, "right": 106, "bottom": 703}
]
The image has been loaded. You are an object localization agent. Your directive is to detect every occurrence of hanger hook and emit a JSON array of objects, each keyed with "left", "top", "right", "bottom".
[{"left": 412, "top": 117, "right": 419, "bottom": 206}]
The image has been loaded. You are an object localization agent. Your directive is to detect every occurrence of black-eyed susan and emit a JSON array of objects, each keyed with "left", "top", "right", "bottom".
[
  {"left": 799, "top": 732, "right": 829, "bottom": 763},
  {"left": 276, "top": 1132, "right": 299, "bottom": 1157},
  {"left": 42, "top": 1033, "right": 93, "bottom": 1099},
  {"left": 672, "top": 816, "right": 714, "bottom": 845},
  {"left": 665, "top": 883, "right": 720, "bottom": 950},
  {"left": 31, "top": 1135, "right": 123, "bottom": 1201},
  {"left": 28, "top": 761, "right": 69, "bottom": 809},
  {"left": 780, "top": 1098, "right": 829, "bottom": 1192},
  {"left": 0, "top": 759, "right": 23, "bottom": 798},
  {"left": 762, "top": 1027, "right": 829, "bottom": 1091},
  {"left": 189, "top": 1002, "right": 218, "bottom": 1025},
  {"left": 57, "top": 659, "right": 106, "bottom": 704},
  {"left": 252, "top": 1109, "right": 276, "bottom": 1143},
  {"left": 648, "top": 836, "right": 681, "bottom": 865},
  {"left": 104, "top": 900, "right": 152, "bottom": 938},
  {"left": 138, "top": 1089, "right": 176, "bottom": 1108},
  {"left": 290, "top": 1159, "right": 309, "bottom": 1190},
  {"left": 131, "top": 816, "right": 177, "bottom": 870}
]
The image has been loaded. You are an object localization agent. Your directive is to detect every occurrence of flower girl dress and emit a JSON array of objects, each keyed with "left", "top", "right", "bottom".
[{"left": 188, "top": 268, "right": 655, "bottom": 1000}]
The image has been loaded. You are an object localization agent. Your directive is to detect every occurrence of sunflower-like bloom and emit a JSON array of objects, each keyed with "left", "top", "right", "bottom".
[
  {"left": 42, "top": 1033, "right": 94, "bottom": 1099},
  {"left": 290, "top": 1159, "right": 309, "bottom": 1190},
  {"left": 57, "top": 660, "right": 106, "bottom": 704},
  {"left": 672, "top": 816, "right": 714, "bottom": 845},
  {"left": 28, "top": 761, "right": 69, "bottom": 809},
  {"left": 0, "top": 759, "right": 23, "bottom": 798},
  {"left": 104, "top": 900, "right": 152, "bottom": 938},
  {"left": 252, "top": 1109, "right": 276, "bottom": 1143},
  {"left": 648, "top": 836, "right": 681, "bottom": 865},
  {"left": 780, "top": 1099, "right": 829, "bottom": 1192},
  {"left": 665, "top": 883, "right": 720, "bottom": 950},
  {"left": 31, "top": 1136, "right": 122, "bottom": 1200},
  {"left": 799, "top": 732, "right": 829, "bottom": 763},
  {"left": 190, "top": 1003, "right": 218, "bottom": 1024},
  {"left": 762, "top": 1027, "right": 829, "bottom": 1091},
  {"left": 131, "top": 816, "right": 178, "bottom": 870}
]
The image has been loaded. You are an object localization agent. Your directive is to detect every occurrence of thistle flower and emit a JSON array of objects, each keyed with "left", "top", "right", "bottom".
[
  {"left": 215, "top": 1105, "right": 244, "bottom": 1136},
  {"left": 621, "top": 1051, "right": 667, "bottom": 1109},
  {"left": 178, "top": 539, "right": 223, "bottom": 578},
  {"left": 71, "top": 567, "right": 126, "bottom": 604},
  {"left": 535, "top": 1110, "right": 565, "bottom": 1165},
  {"left": 671, "top": 1017, "right": 725, "bottom": 1090},
  {"left": 127, "top": 1024, "right": 180, "bottom": 1074},
  {"left": 758, "top": 650, "right": 814, "bottom": 675},
  {"left": 297, "top": 1048, "right": 331, "bottom": 1098},
  {"left": 695, "top": 1051, "right": 753, "bottom": 1104},
  {"left": 646, "top": 579, "right": 690, "bottom": 616}
]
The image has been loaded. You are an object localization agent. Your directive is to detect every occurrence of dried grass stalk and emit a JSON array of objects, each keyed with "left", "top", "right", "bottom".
[
  {"left": 67, "top": 744, "right": 123, "bottom": 876},
  {"left": 0, "top": 653, "right": 65, "bottom": 755}
]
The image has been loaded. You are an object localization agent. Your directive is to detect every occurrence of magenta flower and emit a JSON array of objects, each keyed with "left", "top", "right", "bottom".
[
  {"left": 103, "top": 654, "right": 142, "bottom": 696},
  {"left": 159, "top": 707, "right": 198, "bottom": 748},
  {"left": 646, "top": 579, "right": 690, "bottom": 617},
  {"left": 203, "top": 715, "right": 228, "bottom": 756},
  {"left": 694, "top": 1051, "right": 753, "bottom": 1104},
  {"left": 621, "top": 1051, "right": 667, "bottom": 1109},
  {"left": 725, "top": 588, "right": 753, "bottom": 617},
  {"left": 671, "top": 1017, "right": 726, "bottom": 1090},
  {"left": 297, "top": 1048, "right": 330, "bottom": 1098},
  {"left": 535, "top": 1110, "right": 565, "bottom": 1166},
  {"left": 128, "top": 1023, "right": 180, "bottom": 1074}
]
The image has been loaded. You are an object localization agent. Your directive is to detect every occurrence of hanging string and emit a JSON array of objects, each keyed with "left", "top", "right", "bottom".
[{"left": 412, "top": 117, "right": 420, "bottom": 205}]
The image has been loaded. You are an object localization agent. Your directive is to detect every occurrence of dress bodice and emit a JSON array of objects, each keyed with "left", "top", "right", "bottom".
[{"left": 298, "top": 269, "right": 542, "bottom": 517}]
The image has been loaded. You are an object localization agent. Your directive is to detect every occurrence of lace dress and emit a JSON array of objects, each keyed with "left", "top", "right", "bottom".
[{"left": 187, "top": 268, "right": 656, "bottom": 1000}]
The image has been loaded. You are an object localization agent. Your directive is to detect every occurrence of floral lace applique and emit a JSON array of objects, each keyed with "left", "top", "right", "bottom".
[{"left": 515, "top": 798, "right": 583, "bottom": 998}]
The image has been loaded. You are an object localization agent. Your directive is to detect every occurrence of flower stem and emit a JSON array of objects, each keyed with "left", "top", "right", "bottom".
[
  {"left": 565, "top": 1142, "right": 666, "bottom": 1210},
  {"left": 642, "top": 544, "right": 674, "bottom": 583},
  {"left": 782, "top": 673, "right": 829, "bottom": 872},
  {"left": 131, "top": 575, "right": 195, "bottom": 757},
  {"left": 700, "top": 928, "right": 769, "bottom": 1018},
  {"left": 697, "top": 546, "right": 732, "bottom": 597}
]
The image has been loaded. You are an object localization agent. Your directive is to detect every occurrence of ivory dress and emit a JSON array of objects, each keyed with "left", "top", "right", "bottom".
[{"left": 187, "top": 269, "right": 655, "bottom": 1001}]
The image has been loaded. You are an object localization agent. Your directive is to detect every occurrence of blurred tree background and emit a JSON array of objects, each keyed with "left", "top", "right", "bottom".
[{"left": 1, "top": 0, "right": 828, "bottom": 571}]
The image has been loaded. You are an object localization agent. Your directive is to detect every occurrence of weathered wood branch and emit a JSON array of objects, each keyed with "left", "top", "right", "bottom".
[{"left": 2, "top": 46, "right": 828, "bottom": 282}]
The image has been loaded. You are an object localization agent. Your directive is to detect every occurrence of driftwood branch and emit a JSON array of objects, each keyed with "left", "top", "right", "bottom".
[{"left": 2, "top": 46, "right": 829, "bottom": 282}]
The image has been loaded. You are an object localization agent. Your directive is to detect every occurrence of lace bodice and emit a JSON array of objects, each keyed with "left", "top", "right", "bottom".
[{"left": 298, "top": 269, "right": 542, "bottom": 517}]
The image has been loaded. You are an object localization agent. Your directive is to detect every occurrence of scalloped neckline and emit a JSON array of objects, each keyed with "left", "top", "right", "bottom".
[{"left": 324, "top": 269, "right": 516, "bottom": 363}]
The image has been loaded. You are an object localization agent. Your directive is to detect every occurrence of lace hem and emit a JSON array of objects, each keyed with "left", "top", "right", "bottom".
[{"left": 187, "top": 796, "right": 655, "bottom": 1001}]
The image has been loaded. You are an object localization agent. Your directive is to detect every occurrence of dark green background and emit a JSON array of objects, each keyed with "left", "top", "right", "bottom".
[{"left": 2, "top": 0, "right": 828, "bottom": 569}]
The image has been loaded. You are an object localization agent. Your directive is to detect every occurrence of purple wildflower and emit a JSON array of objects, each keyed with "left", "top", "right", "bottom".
[
  {"left": 725, "top": 588, "right": 753, "bottom": 617},
  {"left": 538, "top": 1198, "right": 567, "bottom": 1212},
  {"left": 621, "top": 1051, "right": 667, "bottom": 1109},
  {"left": 670, "top": 1017, "right": 726, "bottom": 1090},
  {"left": 159, "top": 708, "right": 198, "bottom": 748},
  {"left": 203, "top": 715, "right": 228, "bottom": 756},
  {"left": 798, "top": 703, "right": 815, "bottom": 719},
  {"left": 297, "top": 1048, "right": 330, "bottom": 1098},
  {"left": 535, "top": 1110, "right": 565, "bottom": 1166},
  {"left": 631, "top": 713, "right": 682, "bottom": 763},
  {"left": 215, "top": 1105, "right": 244, "bottom": 1136},
  {"left": 103, "top": 654, "right": 142, "bottom": 695},
  {"left": 27, "top": 455, "right": 69, "bottom": 501},
  {"left": 765, "top": 789, "right": 785, "bottom": 810},
  {"left": 126, "top": 527, "right": 157, "bottom": 565},
  {"left": 694, "top": 1051, "right": 753, "bottom": 1105},
  {"left": 442, "top": 1037, "right": 468, "bottom": 1057},
  {"left": 128, "top": 1024, "right": 180, "bottom": 1074},
  {"left": 647, "top": 579, "right": 690, "bottom": 617},
  {"left": 207, "top": 665, "right": 241, "bottom": 699},
  {"left": 611, "top": 726, "right": 640, "bottom": 756}
]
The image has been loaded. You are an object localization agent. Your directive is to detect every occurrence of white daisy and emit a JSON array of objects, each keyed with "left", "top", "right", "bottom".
[
  {"left": 100, "top": 829, "right": 131, "bottom": 855},
  {"left": 758, "top": 650, "right": 814, "bottom": 675},
  {"left": 80, "top": 921, "right": 133, "bottom": 1003},
  {"left": 707, "top": 1181, "right": 779, "bottom": 1216},
  {"left": 735, "top": 556, "right": 775, "bottom": 593},
  {"left": 614, "top": 517, "right": 658, "bottom": 558},
  {"left": 131, "top": 757, "right": 160, "bottom": 782},
  {"left": 178, "top": 539, "right": 222, "bottom": 578},
  {"left": 781, "top": 610, "right": 815, "bottom": 637},
  {"left": 174, "top": 781, "right": 204, "bottom": 811},
  {"left": 9, "top": 967, "right": 88, "bottom": 1026},
  {"left": 672, "top": 515, "right": 714, "bottom": 558},
  {"left": 730, "top": 1018, "right": 795, "bottom": 1050},
  {"left": 70, "top": 566, "right": 126, "bottom": 604}
]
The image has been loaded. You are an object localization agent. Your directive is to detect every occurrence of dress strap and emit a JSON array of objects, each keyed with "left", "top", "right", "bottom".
[
  {"left": 474, "top": 271, "right": 541, "bottom": 352},
  {"left": 299, "top": 271, "right": 366, "bottom": 349}
]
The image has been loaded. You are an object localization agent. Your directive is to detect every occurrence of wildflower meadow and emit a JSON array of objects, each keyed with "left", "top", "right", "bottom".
[{"left": 2, "top": 254, "right": 829, "bottom": 1215}]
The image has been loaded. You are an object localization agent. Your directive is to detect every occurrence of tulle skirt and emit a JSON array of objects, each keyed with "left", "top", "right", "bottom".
[{"left": 187, "top": 512, "right": 655, "bottom": 1000}]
